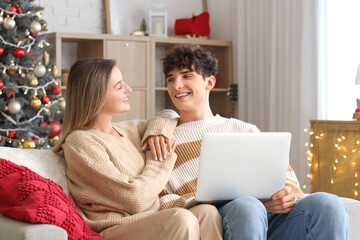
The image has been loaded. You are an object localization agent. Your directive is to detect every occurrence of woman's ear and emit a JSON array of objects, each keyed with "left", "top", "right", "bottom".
[{"left": 205, "top": 76, "right": 216, "bottom": 90}]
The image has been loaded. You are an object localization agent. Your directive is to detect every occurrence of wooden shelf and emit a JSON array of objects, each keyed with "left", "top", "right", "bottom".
[{"left": 47, "top": 32, "right": 235, "bottom": 119}]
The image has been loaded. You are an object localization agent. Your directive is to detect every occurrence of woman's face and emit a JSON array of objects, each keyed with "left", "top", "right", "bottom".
[{"left": 101, "top": 66, "right": 132, "bottom": 115}]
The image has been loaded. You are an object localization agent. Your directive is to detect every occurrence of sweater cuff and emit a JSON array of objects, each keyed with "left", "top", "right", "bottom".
[{"left": 142, "top": 110, "right": 180, "bottom": 144}]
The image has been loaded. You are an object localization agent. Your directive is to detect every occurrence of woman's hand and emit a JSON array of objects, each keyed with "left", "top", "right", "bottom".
[
  {"left": 264, "top": 186, "right": 296, "bottom": 214},
  {"left": 141, "top": 135, "right": 176, "bottom": 161}
]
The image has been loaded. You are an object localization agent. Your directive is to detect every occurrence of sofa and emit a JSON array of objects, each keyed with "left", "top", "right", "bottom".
[{"left": 1, "top": 146, "right": 360, "bottom": 240}]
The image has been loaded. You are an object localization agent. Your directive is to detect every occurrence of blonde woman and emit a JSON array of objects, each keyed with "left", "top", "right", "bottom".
[{"left": 53, "top": 58, "right": 222, "bottom": 240}]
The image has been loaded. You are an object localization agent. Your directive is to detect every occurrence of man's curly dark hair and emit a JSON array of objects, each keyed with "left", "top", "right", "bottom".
[{"left": 162, "top": 44, "right": 218, "bottom": 79}]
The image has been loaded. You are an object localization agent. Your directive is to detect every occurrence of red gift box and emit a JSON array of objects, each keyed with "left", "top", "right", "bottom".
[{"left": 175, "top": 12, "right": 210, "bottom": 36}]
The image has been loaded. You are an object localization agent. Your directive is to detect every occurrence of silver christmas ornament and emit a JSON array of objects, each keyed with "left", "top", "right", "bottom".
[
  {"left": 59, "top": 99, "right": 66, "bottom": 110},
  {"left": 26, "top": 71, "right": 35, "bottom": 81},
  {"left": 3, "top": 18, "right": 16, "bottom": 30},
  {"left": 33, "top": 64, "right": 46, "bottom": 78},
  {"left": 8, "top": 100, "right": 21, "bottom": 114},
  {"left": 30, "top": 21, "right": 42, "bottom": 34}
]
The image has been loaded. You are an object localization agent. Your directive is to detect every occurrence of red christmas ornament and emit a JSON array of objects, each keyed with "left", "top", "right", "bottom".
[
  {"left": 13, "top": 48, "right": 25, "bottom": 58},
  {"left": 8, "top": 131, "right": 16, "bottom": 139},
  {"left": 39, "top": 121, "right": 46, "bottom": 127},
  {"left": 32, "top": 137, "right": 39, "bottom": 143},
  {"left": 41, "top": 95, "right": 50, "bottom": 104},
  {"left": 356, "top": 107, "right": 360, "bottom": 113},
  {"left": 17, "top": 6, "right": 22, "bottom": 14},
  {"left": 10, "top": 6, "right": 17, "bottom": 13},
  {"left": 48, "top": 121, "right": 61, "bottom": 137},
  {"left": 0, "top": 80, "right": 3, "bottom": 89},
  {"left": 7, "top": 89, "right": 14, "bottom": 99},
  {"left": 30, "top": 33, "right": 37, "bottom": 38},
  {"left": 0, "top": 47, "right": 4, "bottom": 56},
  {"left": 51, "top": 85, "right": 62, "bottom": 95}
]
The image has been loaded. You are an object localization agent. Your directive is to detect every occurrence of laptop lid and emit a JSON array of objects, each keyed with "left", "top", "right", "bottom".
[{"left": 195, "top": 132, "right": 291, "bottom": 202}]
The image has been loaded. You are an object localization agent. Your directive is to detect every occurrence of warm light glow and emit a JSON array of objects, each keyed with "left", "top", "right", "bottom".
[
  {"left": 357, "top": 140, "right": 360, "bottom": 144},
  {"left": 307, "top": 174, "right": 311, "bottom": 178},
  {"left": 335, "top": 144, "right": 339, "bottom": 148},
  {"left": 337, "top": 147, "right": 341, "bottom": 150},
  {"left": 302, "top": 184, "right": 307, "bottom": 189},
  {"left": 333, "top": 166, "right": 337, "bottom": 171},
  {"left": 310, "top": 144, "right": 314, "bottom": 147},
  {"left": 304, "top": 128, "right": 308, "bottom": 132},
  {"left": 344, "top": 155, "right": 347, "bottom": 158},
  {"left": 315, "top": 136, "right": 320, "bottom": 139},
  {"left": 331, "top": 178, "right": 334, "bottom": 184},
  {"left": 320, "top": 133, "right": 324, "bottom": 137},
  {"left": 310, "top": 131, "right": 314, "bottom": 135},
  {"left": 337, "top": 138, "right": 342, "bottom": 142},
  {"left": 342, "top": 136, "right": 346, "bottom": 140},
  {"left": 352, "top": 162, "right": 356, "bottom": 166},
  {"left": 356, "top": 172, "right": 358, "bottom": 177},
  {"left": 355, "top": 182, "right": 358, "bottom": 187},
  {"left": 305, "top": 142, "right": 309, "bottom": 147},
  {"left": 335, "top": 159, "right": 339, "bottom": 163},
  {"left": 355, "top": 191, "right": 359, "bottom": 197},
  {"left": 353, "top": 149, "right": 357, "bottom": 153},
  {"left": 308, "top": 163, "right": 312, "bottom": 167}
]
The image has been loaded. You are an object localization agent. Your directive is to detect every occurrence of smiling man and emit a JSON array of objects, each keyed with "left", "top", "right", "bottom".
[{"left": 160, "top": 44, "right": 349, "bottom": 240}]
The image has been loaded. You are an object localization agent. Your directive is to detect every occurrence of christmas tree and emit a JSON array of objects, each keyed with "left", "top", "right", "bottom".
[{"left": 0, "top": 0, "right": 64, "bottom": 149}]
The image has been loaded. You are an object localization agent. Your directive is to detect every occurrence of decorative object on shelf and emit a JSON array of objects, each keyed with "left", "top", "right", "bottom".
[
  {"left": 0, "top": 0, "right": 64, "bottom": 149},
  {"left": 355, "top": 64, "right": 360, "bottom": 107},
  {"left": 353, "top": 106, "right": 360, "bottom": 120},
  {"left": 149, "top": 1, "right": 167, "bottom": 37},
  {"left": 130, "top": 19, "right": 148, "bottom": 37},
  {"left": 174, "top": 12, "right": 210, "bottom": 38}
]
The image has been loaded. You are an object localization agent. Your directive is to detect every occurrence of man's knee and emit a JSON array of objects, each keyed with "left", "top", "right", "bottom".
[
  {"left": 299, "top": 192, "right": 348, "bottom": 220},
  {"left": 220, "top": 196, "right": 267, "bottom": 222}
]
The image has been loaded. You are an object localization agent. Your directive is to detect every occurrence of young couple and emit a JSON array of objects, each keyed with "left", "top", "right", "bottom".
[{"left": 54, "top": 45, "right": 348, "bottom": 240}]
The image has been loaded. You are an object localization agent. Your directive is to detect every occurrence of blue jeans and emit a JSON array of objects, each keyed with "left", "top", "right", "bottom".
[{"left": 218, "top": 192, "right": 349, "bottom": 240}]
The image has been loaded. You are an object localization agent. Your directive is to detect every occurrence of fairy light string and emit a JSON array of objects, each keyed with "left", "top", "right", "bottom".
[{"left": 305, "top": 123, "right": 360, "bottom": 198}]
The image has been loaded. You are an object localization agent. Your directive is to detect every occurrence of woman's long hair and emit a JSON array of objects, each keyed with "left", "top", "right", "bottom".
[{"left": 52, "top": 58, "right": 116, "bottom": 152}]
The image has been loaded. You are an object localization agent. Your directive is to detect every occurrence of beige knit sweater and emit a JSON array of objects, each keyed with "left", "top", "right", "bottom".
[
  {"left": 62, "top": 110, "right": 179, "bottom": 233},
  {"left": 160, "top": 115, "right": 305, "bottom": 210}
]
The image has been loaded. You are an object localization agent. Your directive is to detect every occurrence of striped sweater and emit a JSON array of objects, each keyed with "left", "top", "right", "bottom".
[{"left": 160, "top": 115, "right": 305, "bottom": 209}]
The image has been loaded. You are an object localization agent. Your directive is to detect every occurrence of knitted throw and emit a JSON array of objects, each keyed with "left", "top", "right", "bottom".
[{"left": 0, "top": 158, "right": 102, "bottom": 240}]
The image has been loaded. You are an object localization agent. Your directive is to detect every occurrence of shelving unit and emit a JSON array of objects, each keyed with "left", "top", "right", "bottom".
[{"left": 46, "top": 32, "right": 235, "bottom": 121}]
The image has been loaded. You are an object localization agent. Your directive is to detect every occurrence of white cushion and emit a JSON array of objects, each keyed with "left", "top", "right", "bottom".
[{"left": 0, "top": 146, "right": 69, "bottom": 195}]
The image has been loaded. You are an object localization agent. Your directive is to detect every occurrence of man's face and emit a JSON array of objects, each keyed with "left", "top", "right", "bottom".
[{"left": 165, "top": 68, "right": 214, "bottom": 112}]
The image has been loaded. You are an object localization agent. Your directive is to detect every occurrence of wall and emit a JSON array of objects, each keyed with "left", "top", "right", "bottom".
[{"left": 36, "top": 0, "right": 106, "bottom": 34}]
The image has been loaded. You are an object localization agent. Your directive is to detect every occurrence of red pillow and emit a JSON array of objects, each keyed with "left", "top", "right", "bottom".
[{"left": 0, "top": 158, "right": 102, "bottom": 240}]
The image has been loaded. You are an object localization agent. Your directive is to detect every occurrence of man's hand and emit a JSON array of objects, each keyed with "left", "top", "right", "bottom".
[
  {"left": 264, "top": 186, "right": 296, "bottom": 214},
  {"left": 141, "top": 135, "right": 176, "bottom": 161}
]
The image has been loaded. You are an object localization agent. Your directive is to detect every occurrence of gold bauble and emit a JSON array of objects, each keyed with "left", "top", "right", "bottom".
[
  {"left": 52, "top": 65, "right": 58, "bottom": 77},
  {"left": 17, "top": 144, "right": 24, "bottom": 149},
  {"left": 30, "top": 97, "right": 42, "bottom": 109},
  {"left": 29, "top": 77, "right": 39, "bottom": 87},
  {"left": 24, "top": 139, "right": 36, "bottom": 149},
  {"left": 26, "top": 71, "right": 35, "bottom": 81},
  {"left": 40, "top": 19, "right": 47, "bottom": 30},
  {"left": 49, "top": 136, "right": 59, "bottom": 145}
]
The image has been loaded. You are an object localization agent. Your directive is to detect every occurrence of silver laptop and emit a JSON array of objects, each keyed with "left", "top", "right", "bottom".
[{"left": 194, "top": 132, "right": 291, "bottom": 204}]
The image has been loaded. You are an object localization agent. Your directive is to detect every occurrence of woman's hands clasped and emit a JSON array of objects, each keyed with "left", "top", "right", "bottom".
[{"left": 141, "top": 135, "right": 176, "bottom": 161}]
